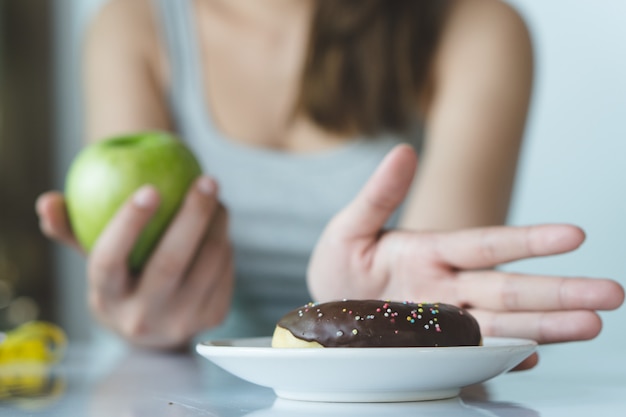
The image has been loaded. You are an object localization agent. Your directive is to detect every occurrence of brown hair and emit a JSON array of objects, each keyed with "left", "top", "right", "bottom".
[{"left": 298, "top": 0, "right": 448, "bottom": 137}]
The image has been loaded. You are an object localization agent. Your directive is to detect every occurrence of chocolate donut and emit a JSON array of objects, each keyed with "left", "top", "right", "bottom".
[{"left": 271, "top": 300, "right": 482, "bottom": 348}]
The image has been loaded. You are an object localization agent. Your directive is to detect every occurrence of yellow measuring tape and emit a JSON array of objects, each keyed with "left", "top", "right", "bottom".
[
  {"left": 0, "top": 321, "right": 67, "bottom": 364},
  {"left": 0, "top": 322, "right": 67, "bottom": 406}
]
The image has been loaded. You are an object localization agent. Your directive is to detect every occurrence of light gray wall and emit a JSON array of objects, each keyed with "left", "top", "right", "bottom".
[
  {"left": 503, "top": 0, "right": 626, "bottom": 358},
  {"left": 55, "top": 1, "right": 626, "bottom": 353}
]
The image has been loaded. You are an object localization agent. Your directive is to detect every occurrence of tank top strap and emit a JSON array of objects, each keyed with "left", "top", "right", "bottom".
[{"left": 153, "top": 0, "right": 206, "bottom": 128}]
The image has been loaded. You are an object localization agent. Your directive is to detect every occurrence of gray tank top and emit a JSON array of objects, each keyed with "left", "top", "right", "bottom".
[{"left": 154, "top": 0, "right": 424, "bottom": 339}]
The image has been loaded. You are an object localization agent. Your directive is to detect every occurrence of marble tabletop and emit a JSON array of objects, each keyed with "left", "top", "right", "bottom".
[{"left": 1, "top": 338, "right": 625, "bottom": 417}]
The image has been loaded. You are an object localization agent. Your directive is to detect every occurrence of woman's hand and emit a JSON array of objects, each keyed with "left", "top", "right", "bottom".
[
  {"left": 308, "top": 145, "right": 624, "bottom": 368},
  {"left": 36, "top": 176, "right": 234, "bottom": 350}
]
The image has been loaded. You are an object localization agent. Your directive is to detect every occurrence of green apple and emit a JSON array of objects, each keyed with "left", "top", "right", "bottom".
[{"left": 65, "top": 131, "right": 202, "bottom": 272}]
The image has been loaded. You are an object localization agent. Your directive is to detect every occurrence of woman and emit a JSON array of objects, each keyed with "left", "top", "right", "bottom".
[{"left": 37, "top": 0, "right": 623, "bottom": 364}]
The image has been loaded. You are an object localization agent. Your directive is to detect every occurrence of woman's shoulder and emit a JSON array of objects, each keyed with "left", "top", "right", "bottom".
[
  {"left": 86, "top": 0, "right": 159, "bottom": 56},
  {"left": 442, "top": 0, "right": 530, "bottom": 35},
  {"left": 90, "top": 0, "right": 155, "bottom": 27},
  {"left": 436, "top": 0, "right": 532, "bottom": 66},
  {"left": 85, "top": 0, "right": 167, "bottom": 87},
  {"left": 82, "top": 0, "right": 171, "bottom": 140},
  {"left": 429, "top": 0, "right": 533, "bottom": 90}
]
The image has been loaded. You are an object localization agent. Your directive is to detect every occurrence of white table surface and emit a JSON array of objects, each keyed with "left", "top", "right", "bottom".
[{"left": 2, "top": 340, "right": 625, "bottom": 416}]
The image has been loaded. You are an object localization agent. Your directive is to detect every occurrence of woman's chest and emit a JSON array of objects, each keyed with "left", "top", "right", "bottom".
[{"left": 192, "top": 4, "right": 346, "bottom": 152}]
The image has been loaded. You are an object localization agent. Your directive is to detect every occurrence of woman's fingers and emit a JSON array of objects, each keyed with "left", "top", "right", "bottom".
[
  {"left": 139, "top": 176, "right": 219, "bottom": 296},
  {"left": 198, "top": 254, "right": 234, "bottom": 329},
  {"left": 35, "top": 191, "right": 83, "bottom": 252},
  {"left": 511, "top": 353, "right": 540, "bottom": 371},
  {"left": 456, "top": 271, "right": 625, "bottom": 312},
  {"left": 44, "top": 175, "right": 232, "bottom": 349},
  {"left": 332, "top": 144, "right": 417, "bottom": 239},
  {"left": 470, "top": 309, "right": 603, "bottom": 344},
  {"left": 182, "top": 225, "right": 234, "bottom": 332},
  {"left": 429, "top": 224, "right": 586, "bottom": 269},
  {"left": 176, "top": 204, "right": 232, "bottom": 315},
  {"left": 88, "top": 185, "right": 160, "bottom": 301},
  {"left": 117, "top": 202, "right": 232, "bottom": 350}
]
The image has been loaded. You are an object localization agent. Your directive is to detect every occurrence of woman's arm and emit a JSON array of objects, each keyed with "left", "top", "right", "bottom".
[
  {"left": 401, "top": 0, "right": 533, "bottom": 230},
  {"left": 37, "top": 0, "right": 234, "bottom": 349},
  {"left": 307, "top": 2, "right": 623, "bottom": 364},
  {"left": 83, "top": 0, "right": 171, "bottom": 141},
  {"left": 308, "top": 145, "right": 624, "bottom": 370}
]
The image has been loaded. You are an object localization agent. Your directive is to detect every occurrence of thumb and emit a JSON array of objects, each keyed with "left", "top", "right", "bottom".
[
  {"left": 332, "top": 144, "right": 417, "bottom": 239},
  {"left": 36, "top": 191, "right": 84, "bottom": 253}
]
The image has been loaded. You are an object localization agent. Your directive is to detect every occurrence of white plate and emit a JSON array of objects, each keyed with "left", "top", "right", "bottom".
[{"left": 196, "top": 336, "right": 536, "bottom": 403}]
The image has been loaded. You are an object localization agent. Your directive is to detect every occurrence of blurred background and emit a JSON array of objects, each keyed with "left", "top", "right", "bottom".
[
  {"left": 1, "top": 0, "right": 624, "bottom": 359},
  {"left": 0, "top": 0, "right": 55, "bottom": 331}
]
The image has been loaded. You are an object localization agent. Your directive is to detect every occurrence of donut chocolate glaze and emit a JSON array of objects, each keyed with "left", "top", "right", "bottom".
[{"left": 274, "top": 300, "right": 482, "bottom": 348}]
